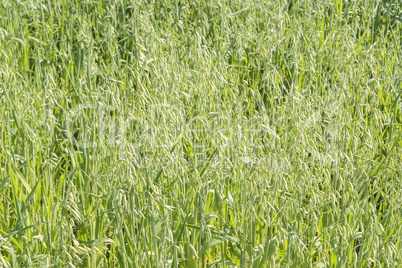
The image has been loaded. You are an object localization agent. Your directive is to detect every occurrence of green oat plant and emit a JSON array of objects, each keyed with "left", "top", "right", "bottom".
[{"left": 0, "top": 0, "right": 401, "bottom": 267}]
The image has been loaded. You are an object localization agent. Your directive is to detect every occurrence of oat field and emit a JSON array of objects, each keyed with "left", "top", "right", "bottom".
[{"left": 0, "top": 0, "right": 401, "bottom": 267}]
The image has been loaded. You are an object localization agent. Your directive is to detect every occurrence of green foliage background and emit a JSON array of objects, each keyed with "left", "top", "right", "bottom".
[{"left": 0, "top": 0, "right": 401, "bottom": 267}]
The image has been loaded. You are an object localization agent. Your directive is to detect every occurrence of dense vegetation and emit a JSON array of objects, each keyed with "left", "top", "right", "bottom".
[{"left": 0, "top": 0, "right": 401, "bottom": 267}]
